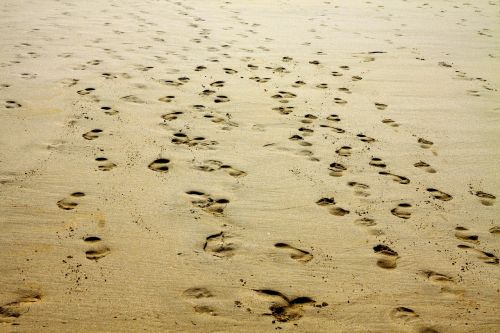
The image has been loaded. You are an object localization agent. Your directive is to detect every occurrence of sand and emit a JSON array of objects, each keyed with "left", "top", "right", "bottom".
[{"left": 0, "top": 0, "right": 499, "bottom": 332}]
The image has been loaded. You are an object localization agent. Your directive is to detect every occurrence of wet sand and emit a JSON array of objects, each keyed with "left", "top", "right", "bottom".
[{"left": 0, "top": 0, "right": 499, "bottom": 332}]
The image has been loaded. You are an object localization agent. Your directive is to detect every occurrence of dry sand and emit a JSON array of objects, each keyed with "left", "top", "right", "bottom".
[{"left": 1, "top": 0, "right": 499, "bottom": 332}]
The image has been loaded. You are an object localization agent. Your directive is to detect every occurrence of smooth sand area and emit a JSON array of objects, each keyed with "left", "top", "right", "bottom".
[{"left": 1, "top": 0, "right": 499, "bottom": 332}]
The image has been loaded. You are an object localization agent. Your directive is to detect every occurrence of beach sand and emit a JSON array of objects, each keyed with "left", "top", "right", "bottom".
[{"left": 0, "top": 0, "right": 499, "bottom": 332}]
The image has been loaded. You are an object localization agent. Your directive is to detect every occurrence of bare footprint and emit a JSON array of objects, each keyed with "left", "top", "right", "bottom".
[
  {"left": 0, "top": 290, "right": 42, "bottom": 323},
  {"left": 391, "top": 203, "right": 412, "bottom": 219},
  {"left": 57, "top": 192, "right": 85, "bottom": 210},
  {"left": 82, "top": 129, "right": 103, "bottom": 140},
  {"left": 373, "top": 244, "right": 399, "bottom": 269},
  {"left": 253, "top": 289, "right": 316, "bottom": 322},
  {"left": 336, "top": 146, "right": 352, "bottom": 157},
  {"left": 390, "top": 307, "right": 419, "bottom": 322},
  {"left": 204, "top": 232, "right": 236, "bottom": 257},
  {"left": 379, "top": 172, "right": 410, "bottom": 184},
  {"left": 84, "top": 236, "right": 110, "bottom": 260},
  {"left": 414, "top": 161, "right": 436, "bottom": 173},
  {"left": 474, "top": 191, "right": 495, "bottom": 206},
  {"left": 186, "top": 191, "right": 229, "bottom": 216},
  {"left": 148, "top": 158, "right": 170, "bottom": 172},
  {"left": 329, "top": 162, "right": 347, "bottom": 177},
  {"left": 427, "top": 188, "right": 452, "bottom": 201},
  {"left": 95, "top": 157, "right": 116, "bottom": 171},
  {"left": 274, "top": 243, "right": 313, "bottom": 263},
  {"left": 418, "top": 138, "right": 433, "bottom": 149},
  {"left": 369, "top": 157, "right": 386, "bottom": 168}
]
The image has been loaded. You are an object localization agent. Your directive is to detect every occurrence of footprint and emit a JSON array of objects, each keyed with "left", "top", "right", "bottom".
[
  {"left": 121, "top": 95, "right": 145, "bottom": 103},
  {"left": 182, "top": 287, "right": 213, "bottom": 299},
  {"left": 369, "top": 157, "right": 386, "bottom": 168},
  {"left": 253, "top": 289, "right": 316, "bottom": 322},
  {"left": 373, "top": 244, "right": 399, "bottom": 269},
  {"left": 162, "top": 111, "right": 183, "bottom": 121},
  {"left": 82, "top": 129, "right": 103, "bottom": 140},
  {"left": 0, "top": 290, "right": 42, "bottom": 323},
  {"left": 414, "top": 161, "right": 436, "bottom": 173},
  {"left": 356, "top": 134, "right": 375, "bottom": 143},
  {"left": 382, "top": 118, "right": 399, "bottom": 127},
  {"left": 95, "top": 157, "right": 116, "bottom": 171},
  {"left": 391, "top": 203, "right": 412, "bottom": 219},
  {"left": 457, "top": 245, "right": 499, "bottom": 265},
  {"left": 329, "top": 162, "right": 346, "bottom": 177},
  {"left": 77, "top": 87, "right": 95, "bottom": 96},
  {"left": 100, "top": 106, "right": 119, "bottom": 115},
  {"left": 374, "top": 102, "right": 387, "bottom": 110},
  {"left": 158, "top": 95, "right": 175, "bottom": 103},
  {"left": 379, "top": 172, "right": 410, "bottom": 184},
  {"left": 389, "top": 307, "right": 419, "bottom": 322},
  {"left": 186, "top": 191, "right": 229, "bottom": 216},
  {"left": 420, "top": 270, "right": 454, "bottom": 285},
  {"left": 354, "top": 217, "right": 377, "bottom": 227},
  {"left": 336, "top": 146, "right": 351, "bottom": 157},
  {"left": 83, "top": 236, "right": 110, "bottom": 260},
  {"left": 454, "top": 227, "right": 479, "bottom": 243},
  {"left": 210, "top": 80, "right": 225, "bottom": 87},
  {"left": 334, "top": 97, "right": 347, "bottom": 105},
  {"left": 203, "top": 232, "right": 236, "bottom": 257},
  {"left": 474, "top": 191, "right": 495, "bottom": 206},
  {"left": 327, "top": 114, "right": 341, "bottom": 122},
  {"left": 427, "top": 188, "right": 452, "bottom": 201},
  {"left": 148, "top": 158, "right": 170, "bottom": 172},
  {"left": 214, "top": 95, "right": 230, "bottom": 103},
  {"left": 3, "top": 100, "right": 22, "bottom": 109},
  {"left": 272, "top": 106, "right": 294, "bottom": 115},
  {"left": 57, "top": 192, "right": 85, "bottom": 210},
  {"left": 418, "top": 138, "right": 433, "bottom": 148},
  {"left": 347, "top": 181, "right": 370, "bottom": 197},
  {"left": 274, "top": 243, "right": 313, "bottom": 263}
]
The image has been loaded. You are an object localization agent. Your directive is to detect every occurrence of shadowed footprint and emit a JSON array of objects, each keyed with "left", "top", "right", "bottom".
[
  {"left": 253, "top": 289, "right": 316, "bottom": 323},
  {"left": 274, "top": 243, "right": 313, "bottom": 263},
  {"left": 382, "top": 118, "right": 399, "bottom": 127},
  {"left": 336, "top": 146, "right": 351, "bottom": 157},
  {"left": 457, "top": 245, "right": 499, "bottom": 264},
  {"left": 329, "top": 162, "right": 346, "bottom": 177},
  {"left": 95, "top": 157, "right": 116, "bottom": 171},
  {"left": 82, "top": 129, "right": 103, "bottom": 140},
  {"left": 369, "top": 157, "right": 386, "bottom": 168},
  {"left": 427, "top": 188, "right": 452, "bottom": 201},
  {"left": 347, "top": 181, "right": 370, "bottom": 197},
  {"left": 379, "top": 172, "right": 410, "bottom": 184},
  {"left": 83, "top": 236, "right": 110, "bottom": 260},
  {"left": 373, "top": 244, "right": 399, "bottom": 269},
  {"left": 57, "top": 192, "right": 85, "bottom": 210},
  {"left": 187, "top": 191, "right": 229, "bottom": 216},
  {"left": 474, "top": 191, "right": 495, "bottom": 206},
  {"left": 418, "top": 138, "right": 433, "bottom": 148},
  {"left": 391, "top": 203, "right": 412, "bottom": 219},
  {"left": 374, "top": 102, "right": 387, "bottom": 110},
  {"left": 162, "top": 111, "right": 183, "bottom": 121},
  {"left": 203, "top": 232, "right": 236, "bottom": 257},
  {"left": 148, "top": 158, "right": 170, "bottom": 172},
  {"left": 0, "top": 290, "right": 42, "bottom": 323},
  {"left": 414, "top": 161, "right": 436, "bottom": 173},
  {"left": 390, "top": 307, "right": 419, "bottom": 322}
]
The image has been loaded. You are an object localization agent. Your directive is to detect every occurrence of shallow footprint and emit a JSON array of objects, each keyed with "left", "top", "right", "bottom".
[
  {"left": 391, "top": 203, "right": 412, "bottom": 219},
  {"left": 336, "top": 146, "right": 351, "bottom": 157},
  {"left": 82, "top": 129, "right": 103, "bottom": 140},
  {"left": 204, "top": 232, "right": 236, "bottom": 257},
  {"left": 379, "top": 171, "right": 410, "bottom": 184},
  {"left": 474, "top": 191, "right": 495, "bottom": 206},
  {"left": 95, "top": 157, "right": 116, "bottom": 171},
  {"left": 57, "top": 192, "right": 85, "bottom": 210},
  {"left": 390, "top": 307, "right": 419, "bottom": 322},
  {"left": 414, "top": 161, "right": 436, "bottom": 173},
  {"left": 418, "top": 138, "right": 433, "bottom": 148},
  {"left": 148, "top": 158, "right": 170, "bottom": 172},
  {"left": 427, "top": 188, "right": 452, "bottom": 201},
  {"left": 329, "top": 163, "right": 346, "bottom": 177},
  {"left": 373, "top": 244, "right": 399, "bottom": 269},
  {"left": 274, "top": 243, "right": 313, "bottom": 263}
]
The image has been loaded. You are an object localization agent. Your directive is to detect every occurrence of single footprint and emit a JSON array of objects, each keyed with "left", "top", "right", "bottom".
[
  {"left": 186, "top": 191, "right": 229, "bottom": 216},
  {"left": 274, "top": 243, "right": 313, "bottom": 263},
  {"left": 121, "top": 95, "right": 145, "bottom": 103},
  {"left": 162, "top": 111, "right": 183, "bottom": 121},
  {"left": 389, "top": 307, "right": 419, "bottom": 322},
  {"left": 382, "top": 118, "right": 399, "bottom": 127},
  {"left": 3, "top": 100, "right": 22, "bottom": 109},
  {"left": 57, "top": 192, "right": 85, "bottom": 210},
  {"left": 329, "top": 162, "right": 346, "bottom": 177},
  {"left": 203, "top": 232, "right": 236, "bottom": 257},
  {"left": 182, "top": 287, "right": 213, "bottom": 299},
  {"left": 95, "top": 157, "right": 117, "bottom": 171},
  {"left": 379, "top": 172, "right": 410, "bottom": 184},
  {"left": 357, "top": 134, "right": 375, "bottom": 143},
  {"left": 354, "top": 217, "right": 377, "bottom": 227},
  {"left": 373, "top": 244, "right": 399, "bottom": 269},
  {"left": 214, "top": 95, "right": 230, "bottom": 103},
  {"left": 158, "top": 95, "right": 175, "bottom": 103},
  {"left": 391, "top": 203, "right": 412, "bottom": 219},
  {"left": 336, "top": 146, "right": 352, "bottom": 157},
  {"left": 454, "top": 227, "right": 479, "bottom": 243},
  {"left": 83, "top": 236, "right": 110, "bottom": 260},
  {"left": 253, "top": 289, "right": 316, "bottom": 323},
  {"left": 457, "top": 245, "right": 499, "bottom": 264},
  {"left": 82, "top": 129, "right": 103, "bottom": 140},
  {"left": 427, "top": 188, "right": 452, "bottom": 201},
  {"left": 418, "top": 138, "right": 433, "bottom": 148},
  {"left": 347, "top": 181, "right": 370, "bottom": 197},
  {"left": 374, "top": 103, "right": 387, "bottom": 110},
  {"left": 474, "top": 191, "right": 496, "bottom": 206},
  {"left": 77, "top": 87, "right": 95, "bottom": 95},
  {"left": 369, "top": 157, "right": 386, "bottom": 168},
  {"left": 0, "top": 290, "right": 42, "bottom": 323},
  {"left": 148, "top": 158, "right": 170, "bottom": 172},
  {"left": 414, "top": 161, "right": 436, "bottom": 173},
  {"left": 100, "top": 106, "right": 118, "bottom": 115}
]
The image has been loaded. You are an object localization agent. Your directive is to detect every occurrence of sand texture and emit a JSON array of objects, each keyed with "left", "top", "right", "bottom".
[{"left": 0, "top": 0, "right": 499, "bottom": 332}]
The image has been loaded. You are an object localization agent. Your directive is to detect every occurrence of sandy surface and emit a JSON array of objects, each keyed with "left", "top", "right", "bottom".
[{"left": 1, "top": 0, "right": 499, "bottom": 332}]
